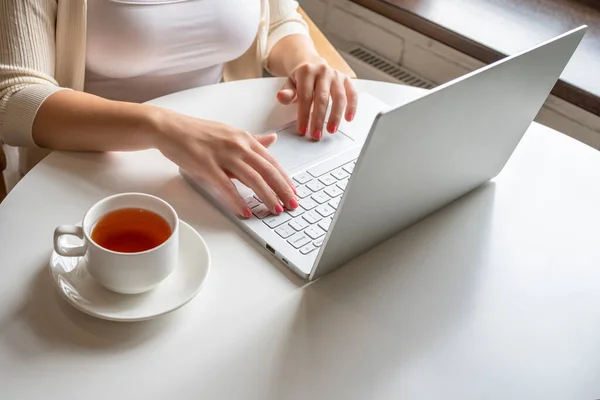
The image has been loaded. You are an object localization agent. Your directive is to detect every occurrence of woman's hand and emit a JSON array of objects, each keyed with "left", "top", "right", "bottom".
[
  {"left": 152, "top": 109, "right": 298, "bottom": 218},
  {"left": 276, "top": 61, "right": 358, "bottom": 141}
]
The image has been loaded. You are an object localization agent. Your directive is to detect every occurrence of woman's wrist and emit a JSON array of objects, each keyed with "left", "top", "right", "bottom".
[
  {"left": 286, "top": 54, "right": 327, "bottom": 75},
  {"left": 140, "top": 104, "right": 174, "bottom": 150},
  {"left": 282, "top": 49, "right": 326, "bottom": 76},
  {"left": 268, "top": 35, "right": 326, "bottom": 76}
]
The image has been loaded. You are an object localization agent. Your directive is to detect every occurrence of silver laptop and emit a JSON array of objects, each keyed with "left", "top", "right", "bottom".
[{"left": 181, "top": 26, "right": 586, "bottom": 280}]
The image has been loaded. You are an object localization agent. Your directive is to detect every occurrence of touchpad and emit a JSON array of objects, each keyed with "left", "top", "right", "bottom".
[{"left": 266, "top": 125, "right": 355, "bottom": 171}]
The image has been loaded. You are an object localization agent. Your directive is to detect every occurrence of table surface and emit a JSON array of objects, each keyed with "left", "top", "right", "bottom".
[{"left": 1, "top": 78, "right": 600, "bottom": 400}]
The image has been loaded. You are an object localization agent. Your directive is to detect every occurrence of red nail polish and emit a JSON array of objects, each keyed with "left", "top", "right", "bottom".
[
  {"left": 299, "top": 126, "right": 307, "bottom": 135},
  {"left": 275, "top": 204, "right": 284, "bottom": 214},
  {"left": 313, "top": 129, "right": 322, "bottom": 140},
  {"left": 348, "top": 113, "right": 355, "bottom": 122},
  {"left": 289, "top": 198, "right": 299, "bottom": 209},
  {"left": 244, "top": 208, "right": 252, "bottom": 218},
  {"left": 328, "top": 123, "right": 338, "bottom": 133}
]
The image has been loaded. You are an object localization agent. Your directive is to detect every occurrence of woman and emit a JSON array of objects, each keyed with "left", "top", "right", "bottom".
[{"left": 0, "top": 0, "right": 357, "bottom": 218}]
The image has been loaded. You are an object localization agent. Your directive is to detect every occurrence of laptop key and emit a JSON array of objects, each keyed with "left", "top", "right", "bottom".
[
  {"left": 316, "top": 204, "right": 335, "bottom": 217},
  {"left": 342, "top": 163, "right": 355, "bottom": 174},
  {"left": 331, "top": 168, "right": 349, "bottom": 180},
  {"left": 288, "top": 232, "right": 311, "bottom": 249},
  {"left": 324, "top": 185, "right": 343, "bottom": 198},
  {"left": 337, "top": 179, "right": 349, "bottom": 190},
  {"left": 289, "top": 217, "right": 309, "bottom": 231},
  {"left": 318, "top": 174, "right": 337, "bottom": 186},
  {"left": 312, "top": 191, "right": 330, "bottom": 204},
  {"left": 252, "top": 204, "right": 271, "bottom": 219},
  {"left": 318, "top": 217, "right": 332, "bottom": 231},
  {"left": 303, "top": 210, "right": 322, "bottom": 224},
  {"left": 306, "top": 179, "right": 324, "bottom": 192},
  {"left": 305, "top": 225, "right": 326, "bottom": 240},
  {"left": 300, "top": 243, "right": 317, "bottom": 255},
  {"left": 299, "top": 197, "right": 318, "bottom": 210},
  {"left": 263, "top": 213, "right": 291, "bottom": 228},
  {"left": 295, "top": 185, "right": 312, "bottom": 199},
  {"left": 275, "top": 224, "right": 295, "bottom": 239},
  {"left": 287, "top": 207, "right": 305, "bottom": 218},
  {"left": 246, "top": 196, "right": 260, "bottom": 209},
  {"left": 253, "top": 195, "right": 263, "bottom": 203},
  {"left": 313, "top": 237, "right": 325, "bottom": 247},
  {"left": 293, "top": 172, "right": 312, "bottom": 185},
  {"left": 329, "top": 198, "right": 341, "bottom": 209}
]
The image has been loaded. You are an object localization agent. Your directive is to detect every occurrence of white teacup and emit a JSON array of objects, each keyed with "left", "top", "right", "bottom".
[{"left": 53, "top": 193, "right": 179, "bottom": 294}]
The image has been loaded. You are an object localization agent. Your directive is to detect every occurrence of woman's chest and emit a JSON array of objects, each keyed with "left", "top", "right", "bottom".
[{"left": 86, "top": 0, "right": 261, "bottom": 78}]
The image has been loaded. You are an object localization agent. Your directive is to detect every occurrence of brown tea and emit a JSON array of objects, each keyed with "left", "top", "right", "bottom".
[{"left": 91, "top": 208, "right": 172, "bottom": 253}]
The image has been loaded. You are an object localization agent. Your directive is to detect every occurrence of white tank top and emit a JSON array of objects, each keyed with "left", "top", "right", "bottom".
[{"left": 84, "top": 0, "right": 260, "bottom": 103}]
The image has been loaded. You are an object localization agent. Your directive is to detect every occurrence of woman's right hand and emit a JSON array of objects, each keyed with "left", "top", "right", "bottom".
[{"left": 151, "top": 109, "right": 298, "bottom": 218}]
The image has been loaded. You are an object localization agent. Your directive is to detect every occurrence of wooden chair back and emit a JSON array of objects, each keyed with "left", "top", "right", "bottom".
[{"left": 0, "top": 145, "right": 6, "bottom": 203}]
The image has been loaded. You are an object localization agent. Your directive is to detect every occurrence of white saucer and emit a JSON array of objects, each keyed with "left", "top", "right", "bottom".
[{"left": 49, "top": 220, "right": 210, "bottom": 322}]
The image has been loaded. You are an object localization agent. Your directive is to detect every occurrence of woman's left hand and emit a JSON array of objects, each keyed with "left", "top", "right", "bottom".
[{"left": 276, "top": 61, "right": 357, "bottom": 141}]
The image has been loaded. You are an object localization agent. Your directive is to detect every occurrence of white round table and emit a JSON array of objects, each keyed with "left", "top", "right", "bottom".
[{"left": 1, "top": 78, "right": 599, "bottom": 399}]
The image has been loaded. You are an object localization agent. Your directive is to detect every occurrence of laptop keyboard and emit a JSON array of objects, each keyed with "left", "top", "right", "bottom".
[{"left": 246, "top": 156, "right": 357, "bottom": 255}]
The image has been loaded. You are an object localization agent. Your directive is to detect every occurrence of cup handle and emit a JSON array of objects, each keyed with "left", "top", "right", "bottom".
[{"left": 53, "top": 225, "right": 88, "bottom": 257}]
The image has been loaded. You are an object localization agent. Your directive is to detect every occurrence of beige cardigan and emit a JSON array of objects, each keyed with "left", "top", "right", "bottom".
[{"left": 0, "top": 0, "right": 309, "bottom": 152}]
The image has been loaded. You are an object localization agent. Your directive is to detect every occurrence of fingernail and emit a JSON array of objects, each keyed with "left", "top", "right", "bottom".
[
  {"left": 347, "top": 113, "right": 355, "bottom": 122},
  {"left": 275, "top": 204, "right": 284, "bottom": 214},
  {"left": 299, "top": 126, "right": 307, "bottom": 135},
  {"left": 312, "top": 129, "right": 322, "bottom": 140},
  {"left": 327, "top": 123, "right": 337, "bottom": 133},
  {"left": 244, "top": 208, "right": 252, "bottom": 218},
  {"left": 289, "top": 198, "right": 299, "bottom": 209}
]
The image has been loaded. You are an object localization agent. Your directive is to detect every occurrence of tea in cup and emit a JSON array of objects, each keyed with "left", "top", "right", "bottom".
[{"left": 53, "top": 193, "right": 179, "bottom": 294}]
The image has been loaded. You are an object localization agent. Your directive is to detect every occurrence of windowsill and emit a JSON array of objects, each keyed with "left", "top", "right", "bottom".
[{"left": 350, "top": 0, "right": 600, "bottom": 116}]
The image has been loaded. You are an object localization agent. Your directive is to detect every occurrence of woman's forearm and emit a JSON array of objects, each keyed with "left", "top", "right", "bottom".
[{"left": 32, "top": 90, "right": 162, "bottom": 151}]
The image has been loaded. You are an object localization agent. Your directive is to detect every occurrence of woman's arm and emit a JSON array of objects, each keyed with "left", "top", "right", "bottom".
[
  {"left": 33, "top": 89, "right": 298, "bottom": 217},
  {"left": 0, "top": 0, "right": 64, "bottom": 148},
  {"left": 33, "top": 90, "right": 158, "bottom": 151},
  {"left": 32, "top": 89, "right": 300, "bottom": 217}
]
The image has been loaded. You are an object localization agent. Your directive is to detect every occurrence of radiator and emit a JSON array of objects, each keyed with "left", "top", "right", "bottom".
[{"left": 340, "top": 45, "right": 435, "bottom": 89}]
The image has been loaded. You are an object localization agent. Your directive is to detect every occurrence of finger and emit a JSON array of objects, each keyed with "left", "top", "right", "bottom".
[
  {"left": 344, "top": 77, "right": 358, "bottom": 122},
  {"left": 254, "top": 133, "right": 278, "bottom": 148},
  {"left": 245, "top": 152, "right": 297, "bottom": 211},
  {"left": 277, "top": 79, "right": 297, "bottom": 105},
  {"left": 295, "top": 67, "right": 315, "bottom": 136},
  {"left": 252, "top": 138, "right": 296, "bottom": 194},
  {"left": 327, "top": 75, "right": 348, "bottom": 134},
  {"left": 209, "top": 165, "right": 251, "bottom": 218},
  {"left": 309, "top": 68, "right": 333, "bottom": 140},
  {"left": 231, "top": 161, "right": 284, "bottom": 215}
]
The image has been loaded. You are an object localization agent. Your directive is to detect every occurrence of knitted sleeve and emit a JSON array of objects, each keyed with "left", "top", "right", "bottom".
[
  {"left": 264, "top": 0, "right": 311, "bottom": 66},
  {"left": 0, "top": 0, "right": 66, "bottom": 147}
]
